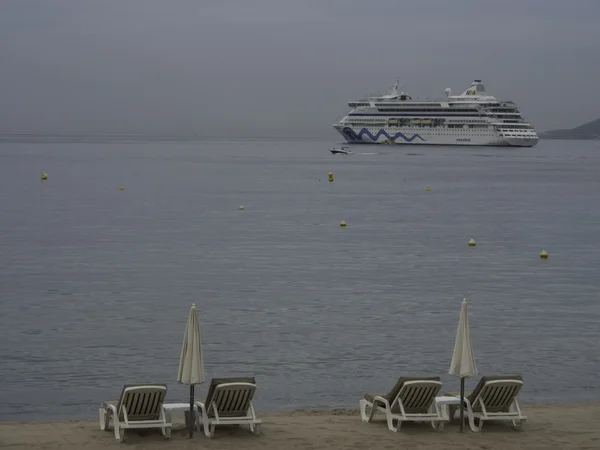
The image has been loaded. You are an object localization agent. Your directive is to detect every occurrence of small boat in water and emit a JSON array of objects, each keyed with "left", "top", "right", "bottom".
[{"left": 329, "top": 146, "right": 352, "bottom": 155}]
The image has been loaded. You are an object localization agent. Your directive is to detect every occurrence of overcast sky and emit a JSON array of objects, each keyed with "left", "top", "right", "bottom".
[{"left": 1, "top": 0, "right": 599, "bottom": 137}]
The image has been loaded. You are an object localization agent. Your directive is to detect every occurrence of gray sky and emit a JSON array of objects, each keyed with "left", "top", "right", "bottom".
[{"left": 1, "top": 0, "right": 599, "bottom": 137}]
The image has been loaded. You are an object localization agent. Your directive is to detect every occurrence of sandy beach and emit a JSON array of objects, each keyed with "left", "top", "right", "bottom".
[{"left": 1, "top": 403, "right": 599, "bottom": 449}]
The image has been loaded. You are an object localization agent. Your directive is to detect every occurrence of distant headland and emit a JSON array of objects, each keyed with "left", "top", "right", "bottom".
[{"left": 539, "top": 118, "right": 600, "bottom": 140}]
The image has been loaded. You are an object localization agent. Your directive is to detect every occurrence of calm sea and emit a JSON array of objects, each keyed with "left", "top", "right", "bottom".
[{"left": 0, "top": 137, "right": 599, "bottom": 421}]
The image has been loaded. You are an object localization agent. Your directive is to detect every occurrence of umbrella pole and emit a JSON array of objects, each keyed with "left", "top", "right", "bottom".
[
  {"left": 189, "top": 384, "right": 195, "bottom": 438},
  {"left": 460, "top": 377, "right": 465, "bottom": 432}
]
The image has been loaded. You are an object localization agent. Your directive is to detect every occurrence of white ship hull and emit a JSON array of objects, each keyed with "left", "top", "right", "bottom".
[
  {"left": 334, "top": 125, "right": 539, "bottom": 147},
  {"left": 334, "top": 80, "right": 539, "bottom": 148}
]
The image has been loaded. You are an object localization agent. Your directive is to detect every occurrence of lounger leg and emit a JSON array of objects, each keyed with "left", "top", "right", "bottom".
[
  {"left": 464, "top": 400, "right": 480, "bottom": 432},
  {"left": 249, "top": 422, "right": 261, "bottom": 436},
  {"left": 101, "top": 404, "right": 119, "bottom": 438},
  {"left": 386, "top": 412, "right": 399, "bottom": 432},
  {"left": 160, "top": 408, "right": 171, "bottom": 440},
  {"left": 448, "top": 404, "right": 458, "bottom": 420},
  {"left": 198, "top": 418, "right": 209, "bottom": 437},
  {"left": 512, "top": 418, "right": 526, "bottom": 431},
  {"left": 432, "top": 420, "right": 445, "bottom": 432},
  {"left": 358, "top": 399, "right": 368, "bottom": 422},
  {"left": 195, "top": 402, "right": 212, "bottom": 438},
  {"left": 99, "top": 408, "right": 107, "bottom": 431},
  {"left": 361, "top": 398, "right": 397, "bottom": 431},
  {"left": 432, "top": 405, "right": 445, "bottom": 432},
  {"left": 431, "top": 402, "right": 446, "bottom": 432},
  {"left": 360, "top": 399, "right": 380, "bottom": 424},
  {"left": 509, "top": 400, "right": 526, "bottom": 431},
  {"left": 468, "top": 416, "right": 481, "bottom": 432},
  {"left": 246, "top": 403, "right": 260, "bottom": 436},
  {"left": 115, "top": 423, "right": 122, "bottom": 442}
]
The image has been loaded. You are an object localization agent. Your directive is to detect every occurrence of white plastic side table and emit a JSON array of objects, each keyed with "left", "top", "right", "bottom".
[
  {"left": 435, "top": 396, "right": 461, "bottom": 422},
  {"left": 162, "top": 403, "right": 192, "bottom": 423}
]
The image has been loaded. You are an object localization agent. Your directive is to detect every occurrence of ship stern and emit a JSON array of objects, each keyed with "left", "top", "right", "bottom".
[{"left": 505, "top": 136, "right": 539, "bottom": 147}]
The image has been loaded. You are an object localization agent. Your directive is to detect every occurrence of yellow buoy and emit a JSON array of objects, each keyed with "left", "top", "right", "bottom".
[
  {"left": 40, "top": 171, "right": 48, "bottom": 180},
  {"left": 540, "top": 249, "right": 548, "bottom": 259},
  {"left": 340, "top": 220, "right": 347, "bottom": 227},
  {"left": 328, "top": 172, "right": 334, "bottom": 182},
  {"left": 239, "top": 205, "right": 245, "bottom": 210},
  {"left": 425, "top": 185, "right": 431, "bottom": 191},
  {"left": 468, "top": 238, "right": 476, "bottom": 246},
  {"left": 119, "top": 186, "right": 124, "bottom": 191}
]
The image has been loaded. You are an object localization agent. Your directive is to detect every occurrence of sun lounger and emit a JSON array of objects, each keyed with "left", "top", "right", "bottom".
[
  {"left": 99, "top": 384, "right": 171, "bottom": 442},
  {"left": 359, "top": 376, "right": 446, "bottom": 432},
  {"left": 448, "top": 375, "right": 526, "bottom": 431},
  {"left": 194, "top": 377, "right": 261, "bottom": 438}
]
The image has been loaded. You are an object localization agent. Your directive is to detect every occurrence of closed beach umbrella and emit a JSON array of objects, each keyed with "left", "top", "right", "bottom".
[
  {"left": 177, "top": 303, "right": 205, "bottom": 438},
  {"left": 449, "top": 298, "right": 477, "bottom": 432}
]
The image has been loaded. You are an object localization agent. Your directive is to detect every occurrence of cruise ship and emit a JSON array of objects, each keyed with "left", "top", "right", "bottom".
[{"left": 333, "top": 80, "right": 538, "bottom": 147}]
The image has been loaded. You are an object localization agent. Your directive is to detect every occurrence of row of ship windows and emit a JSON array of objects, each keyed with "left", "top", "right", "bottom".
[
  {"left": 388, "top": 112, "right": 516, "bottom": 116},
  {"left": 364, "top": 108, "right": 520, "bottom": 113},
  {"left": 375, "top": 108, "right": 479, "bottom": 113},
  {"left": 424, "top": 131, "right": 534, "bottom": 136},
  {"left": 353, "top": 102, "right": 517, "bottom": 108},
  {"left": 345, "top": 122, "right": 532, "bottom": 130},
  {"left": 379, "top": 132, "right": 533, "bottom": 137},
  {"left": 347, "top": 123, "right": 492, "bottom": 129},
  {"left": 448, "top": 119, "right": 487, "bottom": 123},
  {"left": 383, "top": 132, "right": 496, "bottom": 136},
  {"left": 488, "top": 108, "right": 521, "bottom": 113},
  {"left": 382, "top": 128, "right": 493, "bottom": 133},
  {"left": 347, "top": 118, "right": 494, "bottom": 123},
  {"left": 373, "top": 103, "right": 515, "bottom": 108},
  {"left": 363, "top": 129, "right": 535, "bottom": 137}
]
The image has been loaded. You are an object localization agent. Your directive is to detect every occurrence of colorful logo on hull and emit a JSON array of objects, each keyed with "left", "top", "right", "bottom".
[{"left": 342, "top": 128, "right": 425, "bottom": 143}]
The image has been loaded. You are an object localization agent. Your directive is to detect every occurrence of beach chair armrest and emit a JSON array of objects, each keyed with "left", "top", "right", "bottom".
[
  {"left": 372, "top": 395, "right": 389, "bottom": 406},
  {"left": 194, "top": 401, "right": 208, "bottom": 415},
  {"left": 99, "top": 402, "right": 118, "bottom": 431}
]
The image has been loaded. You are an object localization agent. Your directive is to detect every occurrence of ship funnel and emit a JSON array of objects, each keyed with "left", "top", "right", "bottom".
[{"left": 461, "top": 80, "right": 486, "bottom": 96}]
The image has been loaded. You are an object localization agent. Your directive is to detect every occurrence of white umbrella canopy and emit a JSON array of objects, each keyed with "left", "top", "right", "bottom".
[
  {"left": 449, "top": 298, "right": 477, "bottom": 378},
  {"left": 449, "top": 298, "right": 477, "bottom": 432},
  {"left": 178, "top": 303, "right": 205, "bottom": 385},
  {"left": 177, "top": 303, "right": 205, "bottom": 438}
]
